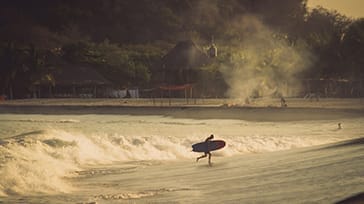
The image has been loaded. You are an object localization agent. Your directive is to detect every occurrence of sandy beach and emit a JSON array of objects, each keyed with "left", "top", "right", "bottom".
[
  {"left": 1, "top": 98, "right": 364, "bottom": 121},
  {"left": 1, "top": 97, "right": 364, "bottom": 108}
]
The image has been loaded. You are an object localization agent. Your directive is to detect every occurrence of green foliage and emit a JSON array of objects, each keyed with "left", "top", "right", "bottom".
[
  {"left": 60, "top": 40, "right": 166, "bottom": 87},
  {"left": 1, "top": 0, "right": 364, "bottom": 98},
  {"left": 341, "top": 19, "right": 364, "bottom": 79},
  {"left": 0, "top": 42, "right": 54, "bottom": 98},
  {"left": 302, "top": 7, "right": 352, "bottom": 78}
]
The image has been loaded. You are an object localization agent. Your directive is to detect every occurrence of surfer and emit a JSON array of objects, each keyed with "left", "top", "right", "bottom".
[
  {"left": 338, "top": 123, "right": 342, "bottom": 129},
  {"left": 196, "top": 134, "right": 214, "bottom": 165}
]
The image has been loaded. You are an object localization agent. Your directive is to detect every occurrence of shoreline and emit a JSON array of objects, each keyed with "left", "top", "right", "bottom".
[
  {"left": 1, "top": 97, "right": 363, "bottom": 108},
  {"left": 1, "top": 98, "right": 364, "bottom": 121}
]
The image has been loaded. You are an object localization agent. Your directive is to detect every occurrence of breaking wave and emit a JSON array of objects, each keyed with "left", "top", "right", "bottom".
[
  {"left": 0, "top": 123, "right": 355, "bottom": 196},
  {"left": 0, "top": 119, "right": 80, "bottom": 123}
]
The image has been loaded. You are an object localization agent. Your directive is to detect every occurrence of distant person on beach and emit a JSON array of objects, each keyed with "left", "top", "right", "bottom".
[
  {"left": 196, "top": 134, "right": 214, "bottom": 165},
  {"left": 280, "top": 96, "right": 287, "bottom": 107},
  {"left": 338, "top": 123, "right": 342, "bottom": 129}
]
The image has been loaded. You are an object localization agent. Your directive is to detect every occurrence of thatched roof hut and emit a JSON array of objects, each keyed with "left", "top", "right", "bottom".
[
  {"left": 35, "top": 60, "right": 112, "bottom": 98},
  {"left": 53, "top": 64, "right": 111, "bottom": 86},
  {"left": 153, "top": 40, "right": 211, "bottom": 85},
  {"left": 161, "top": 40, "right": 210, "bottom": 70}
]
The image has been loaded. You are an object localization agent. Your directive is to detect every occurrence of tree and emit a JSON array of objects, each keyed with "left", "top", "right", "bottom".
[
  {"left": 0, "top": 43, "right": 52, "bottom": 98},
  {"left": 61, "top": 40, "right": 165, "bottom": 87},
  {"left": 341, "top": 18, "right": 364, "bottom": 79},
  {"left": 0, "top": 42, "right": 22, "bottom": 99},
  {"left": 303, "top": 7, "right": 351, "bottom": 78}
]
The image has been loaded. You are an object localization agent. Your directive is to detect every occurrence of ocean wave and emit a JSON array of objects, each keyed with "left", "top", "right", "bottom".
[
  {"left": 0, "top": 126, "right": 350, "bottom": 197},
  {"left": 161, "top": 121, "right": 207, "bottom": 125},
  {"left": 0, "top": 129, "right": 194, "bottom": 196},
  {"left": 94, "top": 188, "right": 191, "bottom": 201},
  {"left": 99, "top": 119, "right": 206, "bottom": 126},
  {"left": 0, "top": 119, "right": 80, "bottom": 123}
]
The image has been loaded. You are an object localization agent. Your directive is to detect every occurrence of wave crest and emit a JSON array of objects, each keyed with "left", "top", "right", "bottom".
[{"left": 0, "top": 128, "right": 336, "bottom": 196}]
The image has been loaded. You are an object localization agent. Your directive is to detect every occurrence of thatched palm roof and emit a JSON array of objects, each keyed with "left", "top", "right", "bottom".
[
  {"left": 53, "top": 64, "right": 111, "bottom": 86},
  {"left": 161, "top": 40, "right": 211, "bottom": 70}
]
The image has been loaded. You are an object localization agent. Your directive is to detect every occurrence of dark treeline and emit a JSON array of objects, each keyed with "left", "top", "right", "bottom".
[{"left": 0, "top": 0, "right": 363, "bottom": 98}]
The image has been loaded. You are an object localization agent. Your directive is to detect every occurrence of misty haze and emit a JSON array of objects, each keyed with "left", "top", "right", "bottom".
[{"left": 0, "top": 0, "right": 363, "bottom": 203}]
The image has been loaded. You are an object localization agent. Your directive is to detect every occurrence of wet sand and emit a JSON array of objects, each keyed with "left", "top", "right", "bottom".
[{"left": 0, "top": 98, "right": 363, "bottom": 121}]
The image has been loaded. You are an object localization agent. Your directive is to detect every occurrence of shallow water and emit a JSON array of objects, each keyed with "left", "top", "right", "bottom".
[{"left": 0, "top": 113, "right": 363, "bottom": 203}]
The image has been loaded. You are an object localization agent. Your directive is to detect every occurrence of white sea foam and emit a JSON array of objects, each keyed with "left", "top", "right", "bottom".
[
  {"left": 0, "top": 128, "right": 194, "bottom": 196},
  {"left": 0, "top": 130, "right": 79, "bottom": 196},
  {"left": 0, "top": 114, "right": 362, "bottom": 197}
]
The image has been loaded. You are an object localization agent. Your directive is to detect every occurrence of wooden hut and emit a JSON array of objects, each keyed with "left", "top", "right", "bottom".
[
  {"left": 155, "top": 40, "right": 211, "bottom": 85},
  {"left": 151, "top": 40, "right": 212, "bottom": 99},
  {"left": 35, "top": 64, "right": 112, "bottom": 98}
]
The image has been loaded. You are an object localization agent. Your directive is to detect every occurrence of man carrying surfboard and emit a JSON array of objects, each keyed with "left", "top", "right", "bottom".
[
  {"left": 192, "top": 134, "right": 226, "bottom": 166},
  {"left": 196, "top": 134, "right": 214, "bottom": 165}
]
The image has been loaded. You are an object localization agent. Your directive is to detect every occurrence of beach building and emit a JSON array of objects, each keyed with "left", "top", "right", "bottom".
[
  {"left": 155, "top": 40, "right": 211, "bottom": 85},
  {"left": 151, "top": 40, "right": 213, "bottom": 100},
  {"left": 34, "top": 63, "right": 112, "bottom": 98}
]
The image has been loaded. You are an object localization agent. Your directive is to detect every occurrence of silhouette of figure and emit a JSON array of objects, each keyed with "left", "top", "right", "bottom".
[
  {"left": 196, "top": 134, "right": 214, "bottom": 165},
  {"left": 281, "top": 96, "right": 287, "bottom": 107},
  {"left": 338, "top": 123, "right": 342, "bottom": 129}
]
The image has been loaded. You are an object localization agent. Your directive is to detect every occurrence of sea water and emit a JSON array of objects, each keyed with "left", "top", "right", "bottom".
[{"left": 0, "top": 113, "right": 363, "bottom": 203}]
